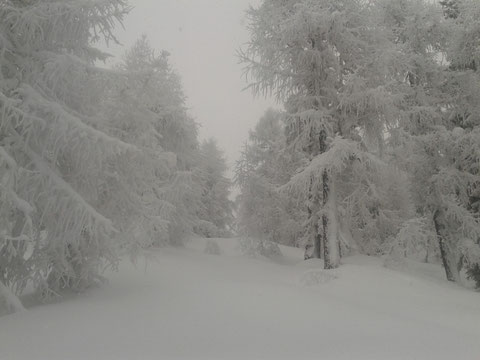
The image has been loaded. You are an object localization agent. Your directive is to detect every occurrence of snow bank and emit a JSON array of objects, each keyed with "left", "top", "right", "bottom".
[{"left": 0, "top": 237, "right": 479, "bottom": 360}]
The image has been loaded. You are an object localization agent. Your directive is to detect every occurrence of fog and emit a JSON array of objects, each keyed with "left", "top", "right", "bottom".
[
  {"left": 2, "top": 1, "right": 480, "bottom": 358},
  {"left": 105, "top": 0, "right": 277, "bottom": 170}
]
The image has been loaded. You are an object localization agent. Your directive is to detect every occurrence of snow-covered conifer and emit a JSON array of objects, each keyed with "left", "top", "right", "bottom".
[
  {"left": 383, "top": 0, "right": 480, "bottom": 282},
  {"left": 235, "top": 109, "right": 307, "bottom": 247},
  {"left": 240, "top": 0, "right": 413, "bottom": 268},
  {"left": 0, "top": 0, "right": 140, "bottom": 300},
  {"left": 194, "top": 139, "right": 234, "bottom": 238}
]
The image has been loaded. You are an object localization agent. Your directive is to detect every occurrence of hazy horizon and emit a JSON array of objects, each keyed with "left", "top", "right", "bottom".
[{"left": 103, "top": 0, "right": 278, "bottom": 173}]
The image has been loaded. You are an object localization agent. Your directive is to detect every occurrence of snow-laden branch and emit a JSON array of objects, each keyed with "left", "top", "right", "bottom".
[
  {"left": 17, "top": 85, "right": 136, "bottom": 154},
  {"left": 1, "top": 235, "right": 32, "bottom": 243},
  {"left": 0, "top": 145, "right": 35, "bottom": 216},
  {"left": 442, "top": 194, "right": 480, "bottom": 241},
  {"left": 0, "top": 183, "right": 34, "bottom": 217},
  {"left": 1, "top": 0, "right": 130, "bottom": 48},
  {"left": 281, "top": 136, "right": 361, "bottom": 196},
  {"left": 26, "top": 148, "right": 115, "bottom": 233},
  {"left": 0, "top": 146, "right": 17, "bottom": 170},
  {"left": 432, "top": 167, "right": 480, "bottom": 205}
]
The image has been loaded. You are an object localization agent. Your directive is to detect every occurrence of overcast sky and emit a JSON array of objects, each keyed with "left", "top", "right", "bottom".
[{"left": 105, "top": 0, "right": 277, "bottom": 173}]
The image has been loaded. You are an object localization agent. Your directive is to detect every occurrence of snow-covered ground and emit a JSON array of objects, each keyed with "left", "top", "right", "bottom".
[{"left": 1, "top": 237, "right": 479, "bottom": 360}]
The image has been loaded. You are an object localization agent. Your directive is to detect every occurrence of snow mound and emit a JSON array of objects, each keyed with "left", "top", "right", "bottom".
[
  {"left": 204, "top": 239, "right": 222, "bottom": 255},
  {"left": 299, "top": 269, "right": 338, "bottom": 286}
]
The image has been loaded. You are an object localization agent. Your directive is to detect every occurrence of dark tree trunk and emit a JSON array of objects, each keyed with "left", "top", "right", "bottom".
[
  {"left": 317, "top": 129, "right": 339, "bottom": 269},
  {"left": 433, "top": 209, "right": 456, "bottom": 282},
  {"left": 322, "top": 169, "right": 334, "bottom": 269},
  {"left": 315, "top": 231, "right": 322, "bottom": 259},
  {"left": 305, "top": 178, "right": 322, "bottom": 260}
]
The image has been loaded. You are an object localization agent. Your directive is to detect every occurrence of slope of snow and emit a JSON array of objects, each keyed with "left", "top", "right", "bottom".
[{"left": 0, "top": 237, "right": 479, "bottom": 360}]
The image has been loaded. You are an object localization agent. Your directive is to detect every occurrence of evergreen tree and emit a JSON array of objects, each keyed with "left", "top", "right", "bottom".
[
  {"left": 0, "top": 0, "right": 134, "bottom": 302},
  {"left": 440, "top": 0, "right": 480, "bottom": 283},
  {"left": 116, "top": 36, "right": 204, "bottom": 247},
  {"left": 101, "top": 36, "right": 184, "bottom": 250},
  {"left": 383, "top": 0, "right": 480, "bottom": 282},
  {"left": 194, "top": 139, "right": 234, "bottom": 238},
  {"left": 240, "top": 0, "right": 413, "bottom": 268},
  {"left": 235, "top": 109, "right": 307, "bottom": 247}
]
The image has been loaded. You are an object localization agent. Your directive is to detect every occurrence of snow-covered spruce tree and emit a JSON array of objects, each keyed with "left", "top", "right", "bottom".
[
  {"left": 115, "top": 36, "right": 203, "bottom": 247},
  {"left": 98, "top": 36, "right": 185, "bottom": 252},
  {"left": 385, "top": 1, "right": 480, "bottom": 281},
  {"left": 156, "top": 96, "right": 203, "bottom": 246},
  {"left": 449, "top": 0, "right": 480, "bottom": 287},
  {"left": 437, "top": 0, "right": 480, "bottom": 283},
  {"left": 384, "top": 0, "right": 480, "bottom": 282},
  {"left": 235, "top": 109, "right": 307, "bottom": 247},
  {"left": 193, "top": 139, "right": 234, "bottom": 238},
  {"left": 0, "top": 0, "right": 140, "bottom": 301},
  {"left": 240, "top": 0, "right": 413, "bottom": 268}
]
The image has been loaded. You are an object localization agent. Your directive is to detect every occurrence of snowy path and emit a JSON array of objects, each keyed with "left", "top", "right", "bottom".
[{"left": 1, "top": 238, "right": 479, "bottom": 360}]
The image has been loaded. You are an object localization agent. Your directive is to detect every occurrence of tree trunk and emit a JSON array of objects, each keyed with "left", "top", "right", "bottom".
[
  {"left": 323, "top": 170, "right": 340, "bottom": 269},
  {"left": 305, "top": 177, "right": 322, "bottom": 260},
  {"left": 313, "top": 191, "right": 322, "bottom": 260},
  {"left": 433, "top": 209, "right": 457, "bottom": 282},
  {"left": 305, "top": 180, "right": 314, "bottom": 259},
  {"left": 315, "top": 231, "right": 322, "bottom": 259}
]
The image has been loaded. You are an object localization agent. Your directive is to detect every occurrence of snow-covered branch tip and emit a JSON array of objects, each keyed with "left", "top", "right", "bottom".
[
  {"left": 281, "top": 136, "right": 361, "bottom": 196},
  {"left": 17, "top": 85, "right": 137, "bottom": 154}
]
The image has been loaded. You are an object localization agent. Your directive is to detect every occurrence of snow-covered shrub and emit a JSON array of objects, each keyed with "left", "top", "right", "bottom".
[
  {"left": 0, "top": 281, "right": 24, "bottom": 316},
  {"left": 261, "top": 240, "right": 283, "bottom": 258},
  {"left": 384, "top": 218, "right": 434, "bottom": 263},
  {"left": 238, "top": 237, "right": 262, "bottom": 257},
  {"left": 466, "top": 264, "right": 480, "bottom": 290},
  {"left": 194, "top": 221, "right": 219, "bottom": 239},
  {"left": 238, "top": 237, "right": 282, "bottom": 259},
  {"left": 459, "top": 239, "right": 480, "bottom": 289},
  {"left": 204, "top": 240, "right": 222, "bottom": 256}
]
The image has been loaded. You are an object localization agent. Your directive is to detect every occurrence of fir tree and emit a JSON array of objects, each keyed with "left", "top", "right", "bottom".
[
  {"left": 235, "top": 109, "right": 306, "bottom": 247},
  {"left": 382, "top": 0, "right": 480, "bottom": 282},
  {"left": 240, "top": 0, "right": 413, "bottom": 268},
  {"left": 194, "top": 139, "right": 234, "bottom": 238}
]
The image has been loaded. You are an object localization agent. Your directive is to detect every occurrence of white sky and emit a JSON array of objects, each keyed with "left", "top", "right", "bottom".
[{"left": 104, "top": 0, "right": 277, "bottom": 173}]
